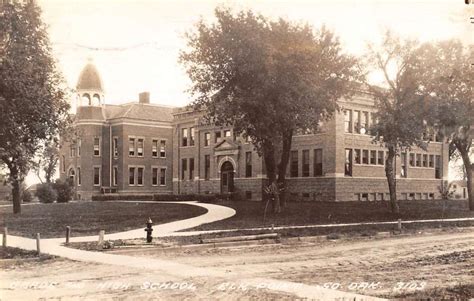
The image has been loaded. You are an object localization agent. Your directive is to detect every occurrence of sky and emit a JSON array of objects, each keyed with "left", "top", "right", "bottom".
[
  {"left": 37, "top": 0, "right": 473, "bottom": 108},
  {"left": 24, "top": 0, "right": 473, "bottom": 185}
]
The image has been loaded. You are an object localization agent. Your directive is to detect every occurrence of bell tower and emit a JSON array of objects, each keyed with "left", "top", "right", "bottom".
[{"left": 76, "top": 58, "right": 105, "bottom": 107}]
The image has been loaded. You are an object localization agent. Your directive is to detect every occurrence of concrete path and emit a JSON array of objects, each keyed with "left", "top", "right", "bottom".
[{"left": 45, "top": 201, "right": 236, "bottom": 243}]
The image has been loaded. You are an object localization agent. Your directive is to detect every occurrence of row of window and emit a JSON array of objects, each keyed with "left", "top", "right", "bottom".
[
  {"left": 182, "top": 128, "right": 252, "bottom": 147},
  {"left": 344, "top": 109, "right": 443, "bottom": 142},
  {"left": 345, "top": 149, "right": 442, "bottom": 179},
  {"left": 289, "top": 149, "right": 323, "bottom": 177},
  {"left": 355, "top": 192, "right": 435, "bottom": 201},
  {"left": 344, "top": 109, "right": 375, "bottom": 135},
  {"left": 126, "top": 137, "right": 166, "bottom": 158},
  {"left": 180, "top": 152, "right": 254, "bottom": 180},
  {"left": 68, "top": 137, "right": 167, "bottom": 158},
  {"left": 88, "top": 166, "right": 167, "bottom": 187}
]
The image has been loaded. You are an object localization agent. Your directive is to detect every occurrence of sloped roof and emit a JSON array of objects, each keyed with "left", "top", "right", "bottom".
[{"left": 104, "top": 103, "right": 175, "bottom": 122}]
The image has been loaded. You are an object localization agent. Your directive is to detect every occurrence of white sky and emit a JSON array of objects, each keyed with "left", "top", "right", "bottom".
[
  {"left": 24, "top": 0, "right": 472, "bottom": 185},
  {"left": 37, "top": 0, "right": 473, "bottom": 108}
]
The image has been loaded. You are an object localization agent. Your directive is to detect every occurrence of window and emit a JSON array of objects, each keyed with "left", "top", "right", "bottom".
[
  {"left": 314, "top": 149, "right": 323, "bottom": 176},
  {"left": 77, "top": 167, "right": 81, "bottom": 186},
  {"left": 362, "top": 149, "right": 369, "bottom": 164},
  {"left": 93, "top": 137, "right": 100, "bottom": 156},
  {"left": 152, "top": 168, "right": 158, "bottom": 186},
  {"left": 204, "top": 132, "right": 211, "bottom": 146},
  {"left": 345, "top": 149, "right": 353, "bottom": 176},
  {"left": 93, "top": 167, "right": 100, "bottom": 186},
  {"left": 113, "top": 137, "right": 119, "bottom": 157},
  {"left": 245, "top": 152, "right": 252, "bottom": 178},
  {"left": 377, "top": 151, "right": 384, "bottom": 165},
  {"left": 137, "top": 139, "right": 144, "bottom": 157},
  {"left": 70, "top": 145, "right": 75, "bottom": 157},
  {"left": 344, "top": 109, "right": 352, "bottom": 133},
  {"left": 190, "top": 127, "right": 195, "bottom": 146},
  {"left": 113, "top": 166, "right": 118, "bottom": 186},
  {"left": 370, "top": 113, "right": 377, "bottom": 135},
  {"left": 152, "top": 140, "right": 158, "bottom": 157},
  {"left": 435, "top": 155, "right": 442, "bottom": 179},
  {"left": 204, "top": 155, "right": 210, "bottom": 180},
  {"left": 422, "top": 154, "right": 428, "bottom": 167},
  {"left": 137, "top": 167, "right": 144, "bottom": 186},
  {"left": 401, "top": 152, "right": 407, "bottom": 178},
  {"left": 129, "top": 138, "right": 135, "bottom": 156},
  {"left": 361, "top": 112, "right": 369, "bottom": 134},
  {"left": 182, "top": 128, "right": 188, "bottom": 147},
  {"left": 370, "top": 150, "right": 377, "bottom": 165},
  {"left": 129, "top": 167, "right": 135, "bottom": 185},
  {"left": 160, "top": 140, "right": 166, "bottom": 158},
  {"left": 302, "top": 150, "right": 310, "bottom": 177},
  {"left": 290, "top": 150, "right": 298, "bottom": 177},
  {"left": 224, "top": 130, "right": 231, "bottom": 138},
  {"left": 354, "top": 149, "right": 361, "bottom": 164},
  {"left": 181, "top": 159, "right": 187, "bottom": 180},
  {"left": 77, "top": 139, "right": 81, "bottom": 156},
  {"left": 409, "top": 153, "right": 415, "bottom": 167},
  {"left": 416, "top": 154, "right": 421, "bottom": 167},
  {"left": 429, "top": 154, "right": 434, "bottom": 168},
  {"left": 215, "top": 131, "right": 222, "bottom": 143},
  {"left": 160, "top": 168, "right": 166, "bottom": 186},
  {"left": 354, "top": 110, "right": 361, "bottom": 133},
  {"left": 189, "top": 158, "right": 194, "bottom": 180},
  {"left": 361, "top": 193, "right": 369, "bottom": 201}
]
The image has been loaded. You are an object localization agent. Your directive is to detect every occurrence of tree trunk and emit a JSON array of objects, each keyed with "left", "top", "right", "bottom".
[
  {"left": 384, "top": 146, "right": 399, "bottom": 214},
  {"left": 262, "top": 141, "right": 280, "bottom": 213},
  {"left": 277, "top": 131, "right": 293, "bottom": 209},
  {"left": 10, "top": 167, "right": 22, "bottom": 214},
  {"left": 459, "top": 147, "right": 474, "bottom": 211}
]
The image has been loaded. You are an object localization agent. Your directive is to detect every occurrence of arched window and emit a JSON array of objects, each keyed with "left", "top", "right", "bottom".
[
  {"left": 82, "top": 93, "right": 91, "bottom": 106},
  {"left": 92, "top": 94, "right": 101, "bottom": 105}
]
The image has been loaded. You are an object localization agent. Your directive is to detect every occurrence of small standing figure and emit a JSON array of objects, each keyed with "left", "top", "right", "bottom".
[{"left": 145, "top": 217, "right": 153, "bottom": 243}]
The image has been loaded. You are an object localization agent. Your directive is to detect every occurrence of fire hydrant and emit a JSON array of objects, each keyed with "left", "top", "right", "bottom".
[{"left": 144, "top": 217, "right": 153, "bottom": 243}]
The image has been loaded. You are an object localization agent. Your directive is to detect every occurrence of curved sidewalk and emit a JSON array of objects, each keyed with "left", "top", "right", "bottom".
[{"left": 46, "top": 201, "right": 236, "bottom": 243}]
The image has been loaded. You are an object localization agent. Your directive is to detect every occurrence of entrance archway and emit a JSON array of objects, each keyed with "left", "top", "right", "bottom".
[{"left": 220, "top": 161, "right": 234, "bottom": 193}]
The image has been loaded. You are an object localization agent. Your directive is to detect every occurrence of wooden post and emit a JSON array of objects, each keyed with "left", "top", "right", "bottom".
[
  {"left": 2, "top": 227, "right": 7, "bottom": 247},
  {"left": 65, "top": 226, "right": 71, "bottom": 245},
  {"left": 98, "top": 230, "right": 105, "bottom": 248},
  {"left": 36, "top": 233, "right": 41, "bottom": 255},
  {"left": 271, "top": 224, "right": 274, "bottom": 232},
  {"left": 397, "top": 219, "right": 402, "bottom": 231}
]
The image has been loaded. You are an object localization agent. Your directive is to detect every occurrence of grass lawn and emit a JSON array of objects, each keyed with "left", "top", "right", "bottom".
[
  {"left": 0, "top": 201, "right": 207, "bottom": 238},
  {"left": 192, "top": 199, "right": 474, "bottom": 231}
]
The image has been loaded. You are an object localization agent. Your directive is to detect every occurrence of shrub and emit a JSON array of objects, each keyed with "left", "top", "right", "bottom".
[
  {"left": 53, "top": 179, "right": 73, "bottom": 203},
  {"left": 36, "top": 183, "right": 57, "bottom": 203},
  {"left": 22, "top": 190, "right": 33, "bottom": 203}
]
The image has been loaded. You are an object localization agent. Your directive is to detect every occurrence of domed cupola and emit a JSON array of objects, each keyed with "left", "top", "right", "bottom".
[{"left": 76, "top": 58, "right": 105, "bottom": 107}]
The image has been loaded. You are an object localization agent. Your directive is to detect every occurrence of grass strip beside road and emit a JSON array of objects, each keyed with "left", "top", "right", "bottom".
[{"left": 0, "top": 202, "right": 207, "bottom": 238}]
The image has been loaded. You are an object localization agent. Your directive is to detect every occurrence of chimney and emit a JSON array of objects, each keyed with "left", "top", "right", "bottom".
[{"left": 139, "top": 92, "right": 150, "bottom": 104}]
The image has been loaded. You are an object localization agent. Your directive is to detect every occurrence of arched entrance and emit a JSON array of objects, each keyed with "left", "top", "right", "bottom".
[{"left": 220, "top": 161, "right": 234, "bottom": 193}]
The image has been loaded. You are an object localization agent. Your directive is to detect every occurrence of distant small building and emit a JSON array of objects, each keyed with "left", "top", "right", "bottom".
[{"left": 450, "top": 180, "right": 468, "bottom": 199}]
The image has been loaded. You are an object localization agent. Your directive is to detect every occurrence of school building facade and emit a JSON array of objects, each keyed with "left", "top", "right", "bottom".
[{"left": 60, "top": 62, "right": 449, "bottom": 201}]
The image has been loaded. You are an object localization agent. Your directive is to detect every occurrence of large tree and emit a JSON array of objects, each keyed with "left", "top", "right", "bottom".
[
  {"left": 367, "top": 32, "right": 431, "bottom": 214},
  {"left": 422, "top": 41, "right": 473, "bottom": 210},
  {"left": 0, "top": 1, "right": 70, "bottom": 214},
  {"left": 180, "top": 7, "right": 362, "bottom": 212}
]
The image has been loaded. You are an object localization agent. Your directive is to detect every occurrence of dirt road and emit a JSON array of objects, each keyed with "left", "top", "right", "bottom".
[{"left": 1, "top": 228, "right": 473, "bottom": 300}]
